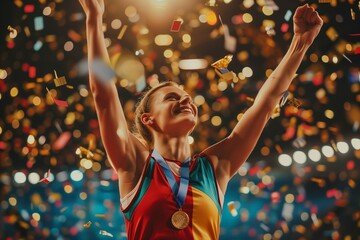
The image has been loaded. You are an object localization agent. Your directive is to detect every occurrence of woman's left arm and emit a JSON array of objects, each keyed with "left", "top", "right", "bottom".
[{"left": 204, "top": 4, "right": 323, "bottom": 190}]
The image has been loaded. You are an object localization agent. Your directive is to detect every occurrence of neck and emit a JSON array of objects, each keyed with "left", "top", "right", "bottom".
[{"left": 153, "top": 135, "right": 191, "bottom": 163}]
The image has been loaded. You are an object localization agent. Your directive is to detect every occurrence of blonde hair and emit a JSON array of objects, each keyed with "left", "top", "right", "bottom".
[{"left": 133, "top": 81, "right": 180, "bottom": 149}]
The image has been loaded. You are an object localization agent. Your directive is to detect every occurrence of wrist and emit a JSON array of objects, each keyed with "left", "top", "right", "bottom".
[
  {"left": 86, "top": 14, "right": 103, "bottom": 25},
  {"left": 290, "top": 34, "right": 312, "bottom": 52}
]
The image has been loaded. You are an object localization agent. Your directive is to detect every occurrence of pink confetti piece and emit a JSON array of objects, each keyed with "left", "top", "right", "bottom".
[
  {"left": 52, "top": 131, "right": 71, "bottom": 150},
  {"left": 39, "top": 169, "right": 51, "bottom": 184},
  {"left": 46, "top": 87, "right": 69, "bottom": 107}
]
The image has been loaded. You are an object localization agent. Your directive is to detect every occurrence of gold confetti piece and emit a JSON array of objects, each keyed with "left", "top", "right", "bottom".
[
  {"left": 348, "top": 179, "right": 356, "bottom": 188},
  {"left": 117, "top": 25, "right": 128, "bottom": 40},
  {"left": 351, "top": 8, "right": 356, "bottom": 20},
  {"left": 76, "top": 146, "right": 94, "bottom": 159},
  {"left": 95, "top": 214, "right": 105, "bottom": 218},
  {"left": 287, "top": 98, "right": 301, "bottom": 108},
  {"left": 295, "top": 225, "right": 306, "bottom": 234},
  {"left": 211, "top": 55, "right": 233, "bottom": 69},
  {"left": 39, "top": 149, "right": 50, "bottom": 156},
  {"left": 245, "top": 96, "right": 254, "bottom": 102},
  {"left": 19, "top": 220, "right": 30, "bottom": 229},
  {"left": 53, "top": 70, "right": 67, "bottom": 87},
  {"left": 311, "top": 177, "right": 326, "bottom": 187},
  {"left": 318, "top": 0, "right": 331, "bottom": 3},
  {"left": 7, "top": 25, "right": 18, "bottom": 38},
  {"left": 330, "top": 140, "right": 338, "bottom": 152},
  {"left": 214, "top": 69, "right": 238, "bottom": 81},
  {"left": 326, "top": 27, "right": 338, "bottom": 42},
  {"left": 275, "top": 144, "right": 282, "bottom": 154},
  {"left": 83, "top": 221, "right": 92, "bottom": 228},
  {"left": 66, "top": 85, "right": 74, "bottom": 89}
]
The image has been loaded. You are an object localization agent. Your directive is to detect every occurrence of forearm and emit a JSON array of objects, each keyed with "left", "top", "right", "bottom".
[
  {"left": 254, "top": 35, "right": 312, "bottom": 111},
  {"left": 85, "top": 16, "right": 115, "bottom": 97}
]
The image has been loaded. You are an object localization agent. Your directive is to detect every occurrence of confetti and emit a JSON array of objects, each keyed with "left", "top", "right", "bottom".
[
  {"left": 83, "top": 221, "right": 92, "bottom": 228},
  {"left": 99, "top": 230, "right": 113, "bottom": 237},
  {"left": 34, "top": 16, "right": 44, "bottom": 31},
  {"left": 76, "top": 146, "right": 94, "bottom": 159},
  {"left": 342, "top": 54, "right": 353, "bottom": 63},
  {"left": 170, "top": 20, "right": 182, "bottom": 32},
  {"left": 351, "top": 9, "right": 355, "bottom": 20},
  {"left": 53, "top": 70, "right": 67, "bottom": 87},
  {"left": 284, "top": 10, "right": 292, "bottom": 21},
  {"left": 7, "top": 25, "right": 18, "bottom": 38},
  {"left": 24, "top": 4, "right": 35, "bottom": 13},
  {"left": 46, "top": 87, "right": 69, "bottom": 107},
  {"left": 227, "top": 201, "right": 239, "bottom": 216},
  {"left": 325, "top": 27, "right": 338, "bottom": 41},
  {"left": 52, "top": 131, "right": 71, "bottom": 151},
  {"left": 117, "top": 25, "right": 128, "bottom": 39},
  {"left": 38, "top": 169, "right": 51, "bottom": 184},
  {"left": 211, "top": 55, "right": 233, "bottom": 69},
  {"left": 1, "top": 1, "right": 360, "bottom": 239},
  {"left": 91, "top": 58, "right": 117, "bottom": 83},
  {"left": 279, "top": 91, "right": 289, "bottom": 107},
  {"left": 287, "top": 98, "right": 301, "bottom": 108}
]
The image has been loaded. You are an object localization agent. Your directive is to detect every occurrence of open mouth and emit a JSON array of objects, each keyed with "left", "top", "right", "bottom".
[{"left": 174, "top": 107, "right": 194, "bottom": 115}]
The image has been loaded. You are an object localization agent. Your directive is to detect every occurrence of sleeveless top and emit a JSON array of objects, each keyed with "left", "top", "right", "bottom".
[{"left": 120, "top": 150, "right": 224, "bottom": 240}]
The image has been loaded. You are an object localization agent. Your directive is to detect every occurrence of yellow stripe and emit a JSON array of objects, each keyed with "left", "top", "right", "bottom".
[{"left": 191, "top": 187, "right": 220, "bottom": 240}]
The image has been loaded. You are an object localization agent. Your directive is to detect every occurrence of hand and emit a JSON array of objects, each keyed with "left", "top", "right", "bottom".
[
  {"left": 78, "top": 0, "right": 105, "bottom": 18},
  {"left": 293, "top": 4, "right": 323, "bottom": 45}
]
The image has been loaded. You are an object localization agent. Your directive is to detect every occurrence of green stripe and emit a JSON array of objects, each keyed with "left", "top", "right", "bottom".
[
  {"left": 190, "top": 155, "right": 221, "bottom": 213},
  {"left": 123, "top": 158, "right": 155, "bottom": 220}
]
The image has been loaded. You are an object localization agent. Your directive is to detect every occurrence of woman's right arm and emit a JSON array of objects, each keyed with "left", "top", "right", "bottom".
[{"left": 79, "top": 0, "right": 147, "bottom": 175}]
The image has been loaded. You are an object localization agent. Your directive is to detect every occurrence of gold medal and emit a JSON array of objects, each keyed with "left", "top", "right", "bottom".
[{"left": 171, "top": 210, "right": 189, "bottom": 230}]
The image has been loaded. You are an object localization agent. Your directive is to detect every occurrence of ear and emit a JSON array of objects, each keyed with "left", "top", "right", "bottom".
[{"left": 141, "top": 113, "right": 154, "bottom": 126}]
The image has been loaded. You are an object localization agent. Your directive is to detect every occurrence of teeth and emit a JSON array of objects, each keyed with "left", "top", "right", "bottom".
[{"left": 180, "top": 108, "right": 192, "bottom": 113}]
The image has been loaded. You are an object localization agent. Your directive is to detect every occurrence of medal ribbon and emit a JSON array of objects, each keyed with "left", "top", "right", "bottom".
[{"left": 152, "top": 149, "right": 191, "bottom": 208}]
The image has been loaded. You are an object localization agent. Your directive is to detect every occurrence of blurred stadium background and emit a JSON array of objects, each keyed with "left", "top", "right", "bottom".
[{"left": 0, "top": 0, "right": 360, "bottom": 239}]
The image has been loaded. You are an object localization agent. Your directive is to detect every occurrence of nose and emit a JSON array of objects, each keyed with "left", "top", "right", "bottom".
[{"left": 179, "top": 95, "right": 191, "bottom": 105}]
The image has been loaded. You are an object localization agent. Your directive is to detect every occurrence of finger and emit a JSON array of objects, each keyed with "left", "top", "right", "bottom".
[
  {"left": 310, "top": 11, "right": 318, "bottom": 24},
  {"left": 303, "top": 7, "right": 315, "bottom": 23},
  {"left": 313, "top": 11, "right": 323, "bottom": 26},
  {"left": 294, "top": 4, "right": 308, "bottom": 19}
]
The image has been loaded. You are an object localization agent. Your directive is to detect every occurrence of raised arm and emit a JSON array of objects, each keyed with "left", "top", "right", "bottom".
[
  {"left": 204, "top": 4, "right": 323, "bottom": 191},
  {"left": 79, "top": 0, "right": 147, "bottom": 175}
]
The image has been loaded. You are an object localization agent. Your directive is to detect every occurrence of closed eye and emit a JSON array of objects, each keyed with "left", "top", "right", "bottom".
[{"left": 164, "top": 93, "right": 181, "bottom": 101}]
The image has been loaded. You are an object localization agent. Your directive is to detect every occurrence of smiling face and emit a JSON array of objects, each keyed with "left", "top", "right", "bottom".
[{"left": 145, "top": 85, "right": 198, "bottom": 138}]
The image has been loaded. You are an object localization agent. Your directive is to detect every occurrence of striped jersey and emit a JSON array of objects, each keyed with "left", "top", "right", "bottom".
[{"left": 120, "top": 150, "right": 224, "bottom": 240}]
